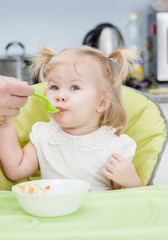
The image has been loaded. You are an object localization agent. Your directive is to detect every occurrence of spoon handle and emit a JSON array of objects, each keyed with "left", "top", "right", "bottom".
[{"left": 34, "top": 92, "right": 48, "bottom": 101}]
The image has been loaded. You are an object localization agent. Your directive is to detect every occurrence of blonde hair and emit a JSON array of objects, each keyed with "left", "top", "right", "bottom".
[{"left": 31, "top": 45, "right": 138, "bottom": 135}]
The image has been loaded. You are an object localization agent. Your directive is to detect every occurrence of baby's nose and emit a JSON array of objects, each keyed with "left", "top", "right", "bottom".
[{"left": 56, "top": 93, "right": 66, "bottom": 102}]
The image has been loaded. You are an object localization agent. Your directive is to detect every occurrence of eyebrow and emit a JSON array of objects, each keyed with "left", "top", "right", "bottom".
[
  {"left": 70, "top": 78, "right": 83, "bottom": 83},
  {"left": 48, "top": 78, "right": 84, "bottom": 85},
  {"left": 48, "top": 79, "right": 55, "bottom": 84}
]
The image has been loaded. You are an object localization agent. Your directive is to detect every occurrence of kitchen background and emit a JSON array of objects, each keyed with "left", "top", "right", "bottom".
[
  {"left": 0, "top": 0, "right": 151, "bottom": 59},
  {"left": 1, "top": 0, "right": 168, "bottom": 185}
]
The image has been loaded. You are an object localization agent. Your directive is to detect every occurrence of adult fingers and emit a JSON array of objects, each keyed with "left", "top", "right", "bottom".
[
  {"left": 0, "top": 95, "right": 27, "bottom": 117},
  {"left": 0, "top": 76, "right": 35, "bottom": 97},
  {"left": 8, "top": 96, "right": 28, "bottom": 109},
  {"left": 0, "top": 108, "right": 20, "bottom": 118},
  {"left": 8, "top": 108, "right": 20, "bottom": 117},
  {"left": 10, "top": 81, "right": 35, "bottom": 97}
]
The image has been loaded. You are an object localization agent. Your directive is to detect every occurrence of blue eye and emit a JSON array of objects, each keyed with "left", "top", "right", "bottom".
[
  {"left": 52, "top": 86, "right": 59, "bottom": 90},
  {"left": 71, "top": 85, "right": 79, "bottom": 91}
]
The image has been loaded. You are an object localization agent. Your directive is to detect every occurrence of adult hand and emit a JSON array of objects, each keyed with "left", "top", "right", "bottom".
[{"left": 0, "top": 76, "right": 35, "bottom": 125}]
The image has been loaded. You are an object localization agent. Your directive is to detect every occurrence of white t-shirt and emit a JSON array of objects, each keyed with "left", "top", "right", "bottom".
[{"left": 30, "top": 120, "right": 137, "bottom": 191}]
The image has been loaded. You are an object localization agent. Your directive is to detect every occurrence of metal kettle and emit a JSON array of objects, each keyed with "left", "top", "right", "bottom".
[{"left": 83, "top": 23, "right": 124, "bottom": 55}]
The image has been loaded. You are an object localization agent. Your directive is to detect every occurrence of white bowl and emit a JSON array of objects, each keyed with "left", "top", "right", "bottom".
[{"left": 12, "top": 179, "right": 90, "bottom": 217}]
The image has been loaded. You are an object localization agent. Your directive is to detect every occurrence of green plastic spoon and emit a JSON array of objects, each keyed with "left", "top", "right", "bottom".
[{"left": 34, "top": 92, "right": 60, "bottom": 113}]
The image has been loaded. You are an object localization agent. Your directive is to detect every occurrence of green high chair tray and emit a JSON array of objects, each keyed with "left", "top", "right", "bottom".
[{"left": 1, "top": 185, "right": 168, "bottom": 240}]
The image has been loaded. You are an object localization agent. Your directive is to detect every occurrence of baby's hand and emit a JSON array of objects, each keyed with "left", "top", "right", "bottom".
[{"left": 103, "top": 153, "right": 142, "bottom": 188}]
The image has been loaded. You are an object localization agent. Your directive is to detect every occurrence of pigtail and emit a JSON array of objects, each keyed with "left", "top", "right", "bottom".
[
  {"left": 31, "top": 47, "right": 57, "bottom": 82},
  {"left": 108, "top": 48, "right": 139, "bottom": 86},
  {"left": 99, "top": 48, "right": 139, "bottom": 135}
]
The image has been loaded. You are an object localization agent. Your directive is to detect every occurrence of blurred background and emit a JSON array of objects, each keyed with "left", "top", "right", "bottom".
[
  {"left": 0, "top": 0, "right": 150, "bottom": 54},
  {"left": 0, "top": 0, "right": 157, "bottom": 85}
]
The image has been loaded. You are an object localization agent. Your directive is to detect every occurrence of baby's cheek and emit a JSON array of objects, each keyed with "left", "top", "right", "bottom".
[
  {"left": 46, "top": 91, "right": 51, "bottom": 99},
  {"left": 46, "top": 93, "right": 55, "bottom": 104}
]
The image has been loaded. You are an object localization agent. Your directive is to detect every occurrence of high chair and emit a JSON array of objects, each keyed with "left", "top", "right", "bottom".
[{"left": 0, "top": 83, "right": 167, "bottom": 190}]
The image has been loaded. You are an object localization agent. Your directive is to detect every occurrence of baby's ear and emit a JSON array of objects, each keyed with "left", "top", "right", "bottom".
[{"left": 97, "top": 93, "right": 112, "bottom": 113}]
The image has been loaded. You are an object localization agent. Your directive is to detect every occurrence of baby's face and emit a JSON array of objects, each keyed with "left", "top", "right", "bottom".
[{"left": 46, "top": 58, "right": 106, "bottom": 134}]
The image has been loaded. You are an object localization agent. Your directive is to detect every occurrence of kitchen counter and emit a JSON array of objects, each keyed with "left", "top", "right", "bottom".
[{"left": 139, "top": 83, "right": 168, "bottom": 104}]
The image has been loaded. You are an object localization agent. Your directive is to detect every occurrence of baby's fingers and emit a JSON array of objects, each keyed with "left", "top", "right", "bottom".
[
  {"left": 102, "top": 167, "right": 114, "bottom": 181},
  {"left": 105, "top": 162, "right": 116, "bottom": 173},
  {"left": 111, "top": 153, "right": 126, "bottom": 162},
  {"left": 110, "top": 157, "right": 120, "bottom": 167}
]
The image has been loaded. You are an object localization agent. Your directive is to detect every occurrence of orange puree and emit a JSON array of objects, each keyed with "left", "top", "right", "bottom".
[
  {"left": 17, "top": 184, "right": 26, "bottom": 193},
  {"left": 17, "top": 183, "right": 51, "bottom": 194}
]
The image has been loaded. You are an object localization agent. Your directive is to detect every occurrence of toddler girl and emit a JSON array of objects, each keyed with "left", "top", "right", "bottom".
[{"left": 0, "top": 45, "right": 142, "bottom": 190}]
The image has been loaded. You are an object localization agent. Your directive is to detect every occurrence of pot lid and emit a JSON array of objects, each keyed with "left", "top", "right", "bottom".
[{"left": 0, "top": 41, "right": 31, "bottom": 61}]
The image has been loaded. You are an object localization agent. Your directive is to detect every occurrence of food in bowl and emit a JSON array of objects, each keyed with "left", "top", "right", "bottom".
[
  {"left": 17, "top": 183, "right": 51, "bottom": 195},
  {"left": 12, "top": 179, "right": 90, "bottom": 217}
]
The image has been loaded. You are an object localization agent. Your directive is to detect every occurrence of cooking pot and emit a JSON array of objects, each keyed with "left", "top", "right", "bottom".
[
  {"left": 0, "top": 41, "right": 37, "bottom": 84},
  {"left": 83, "top": 23, "right": 125, "bottom": 55}
]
